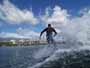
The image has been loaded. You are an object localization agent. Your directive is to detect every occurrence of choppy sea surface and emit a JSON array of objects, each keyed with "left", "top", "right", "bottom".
[{"left": 1, "top": 43, "right": 90, "bottom": 68}]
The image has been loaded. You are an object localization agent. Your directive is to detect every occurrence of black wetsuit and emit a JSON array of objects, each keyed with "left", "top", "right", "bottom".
[{"left": 40, "top": 27, "right": 57, "bottom": 43}]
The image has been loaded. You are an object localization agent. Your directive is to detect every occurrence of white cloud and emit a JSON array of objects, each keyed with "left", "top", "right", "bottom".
[
  {"left": 16, "top": 27, "right": 39, "bottom": 38},
  {"left": 0, "top": 0, "right": 38, "bottom": 24},
  {"left": 0, "top": 27, "right": 40, "bottom": 39},
  {"left": 0, "top": 32, "right": 24, "bottom": 38},
  {"left": 41, "top": 6, "right": 69, "bottom": 28},
  {"left": 0, "top": 30, "right": 40, "bottom": 40},
  {"left": 79, "top": 8, "right": 90, "bottom": 15}
]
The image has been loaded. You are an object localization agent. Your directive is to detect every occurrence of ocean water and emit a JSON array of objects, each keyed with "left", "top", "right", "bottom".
[{"left": 0, "top": 43, "right": 90, "bottom": 68}]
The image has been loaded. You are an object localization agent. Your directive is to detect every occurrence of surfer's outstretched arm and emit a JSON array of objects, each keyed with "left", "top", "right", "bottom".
[
  {"left": 52, "top": 28, "right": 57, "bottom": 37},
  {"left": 40, "top": 28, "right": 47, "bottom": 38}
]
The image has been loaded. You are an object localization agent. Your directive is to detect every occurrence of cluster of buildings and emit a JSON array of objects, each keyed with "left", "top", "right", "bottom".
[
  {"left": 9, "top": 39, "right": 48, "bottom": 45},
  {"left": 0, "top": 38, "right": 65, "bottom": 46}
]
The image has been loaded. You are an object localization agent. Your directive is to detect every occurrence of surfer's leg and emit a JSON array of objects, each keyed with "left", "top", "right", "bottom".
[
  {"left": 47, "top": 35, "right": 53, "bottom": 44},
  {"left": 47, "top": 36, "right": 50, "bottom": 44},
  {"left": 50, "top": 35, "right": 55, "bottom": 44}
]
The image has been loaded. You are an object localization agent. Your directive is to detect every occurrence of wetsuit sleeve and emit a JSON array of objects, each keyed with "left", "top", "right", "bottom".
[{"left": 40, "top": 28, "right": 47, "bottom": 37}]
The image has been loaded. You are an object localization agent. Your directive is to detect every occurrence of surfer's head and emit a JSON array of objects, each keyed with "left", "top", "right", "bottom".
[{"left": 48, "top": 24, "right": 51, "bottom": 27}]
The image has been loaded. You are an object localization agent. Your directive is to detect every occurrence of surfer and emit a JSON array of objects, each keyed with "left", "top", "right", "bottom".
[{"left": 40, "top": 24, "right": 57, "bottom": 44}]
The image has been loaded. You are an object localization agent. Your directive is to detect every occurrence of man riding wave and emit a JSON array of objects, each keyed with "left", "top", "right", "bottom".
[{"left": 40, "top": 24, "right": 57, "bottom": 44}]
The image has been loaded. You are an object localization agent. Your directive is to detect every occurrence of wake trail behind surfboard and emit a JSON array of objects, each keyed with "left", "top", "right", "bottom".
[{"left": 33, "top": 44, "right": 56, "bottom": 60}]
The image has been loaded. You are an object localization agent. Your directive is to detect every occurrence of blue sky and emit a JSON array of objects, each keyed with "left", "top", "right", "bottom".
[
  {"left": 10, "top": 0, "right": 90, "bottom": 15},
  {"left": 0, "top": 0, "right": 90, "bottom": 39}
]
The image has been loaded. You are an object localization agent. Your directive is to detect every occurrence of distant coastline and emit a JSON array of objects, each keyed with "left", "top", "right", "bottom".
[
  {"left": 0, "top": 40, "right": 47, "bottom": 46},
  {"left": 0, "top": 40, "right": 65, "bottom": 46}
]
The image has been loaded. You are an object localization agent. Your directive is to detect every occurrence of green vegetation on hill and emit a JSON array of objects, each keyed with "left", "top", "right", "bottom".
[{"left": 0, "top": 42, "right": 17, "bottom": 46}]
